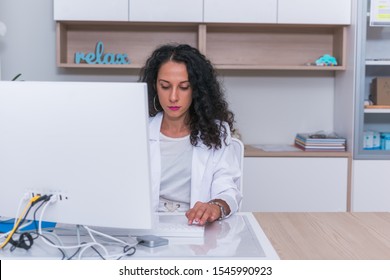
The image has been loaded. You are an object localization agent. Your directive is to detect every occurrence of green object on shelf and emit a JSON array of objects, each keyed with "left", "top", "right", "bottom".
[{"left": 315, "top": 54, "right": 338, "bottom": 66}]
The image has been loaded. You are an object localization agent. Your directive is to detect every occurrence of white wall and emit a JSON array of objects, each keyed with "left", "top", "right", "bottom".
[
  {"left": 223, "top": 72, "right": 334, "bottom": 144},
  {"left": 0, "top": 0, "right": 336, "bottom": 144},
  {"left": 0, "top": 0, "right": 138, "bottom": 82}
]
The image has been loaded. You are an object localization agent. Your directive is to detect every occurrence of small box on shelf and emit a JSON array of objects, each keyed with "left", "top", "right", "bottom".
[
  {"left": 380, "top": 132, "right": 390, "bottom": 150},
  {"left": 363, "top": 131, "right": 381, "bottom": 150},
  {"left": 363, "top": 131, "right": 390, "bottom": 150},
  {"left": 370, "top": 77, "right": 390, "bottom": 105}
]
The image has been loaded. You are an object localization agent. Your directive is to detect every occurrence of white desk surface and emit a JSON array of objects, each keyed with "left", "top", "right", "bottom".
[{"left": 0, "top": 213, "right": 279, "bottom": 260}]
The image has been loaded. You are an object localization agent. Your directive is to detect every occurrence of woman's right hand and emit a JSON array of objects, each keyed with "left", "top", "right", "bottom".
[{"left": 185, "top": 201, "right": 221, "bottom": 226}]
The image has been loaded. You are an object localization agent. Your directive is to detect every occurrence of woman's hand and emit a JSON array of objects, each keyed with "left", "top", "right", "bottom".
[{"left": 185, "top": 201, "right": 228, "bottom": 225}]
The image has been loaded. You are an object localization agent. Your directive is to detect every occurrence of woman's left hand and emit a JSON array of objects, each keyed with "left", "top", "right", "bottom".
[{"left": 185, "top": 201, "right": 221, "bottom": 226}]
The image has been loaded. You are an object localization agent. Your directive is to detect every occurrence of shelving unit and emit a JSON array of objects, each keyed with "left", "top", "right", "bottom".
[
  {"left": 53, "top": 1, "right": 354, "bottom": 212},
  {"left": 243, "top": 145, "right": 351, "bottom": 212},
  {"left": 56, "top": 21, "right": 348, "bottom": 70},
  {"left": 203, "top": 24, "right": 346, "bottom": 70},
  {"left": 56, "top": 22, "right": 200, "bottom": 68},
  {"left": 354, "top": 0, "right": 390, "bottom": 160}
]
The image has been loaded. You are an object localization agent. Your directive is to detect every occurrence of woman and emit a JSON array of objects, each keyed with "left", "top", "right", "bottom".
[{"left": 139, "top": 44, "right": 242, "bottom": 225}]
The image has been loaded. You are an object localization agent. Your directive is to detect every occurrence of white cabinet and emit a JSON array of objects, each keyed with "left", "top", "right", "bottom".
[
  {"left": 53, "top": 0, "right": 129, "bottom": 21},
  {"left": 54, "top": 0, "right": 352, "bottom": 25},
  {"left": 129, "top": 0, "right": 203, "bottom": 22},
  {"left": 352, "top": 160, "right": 390, "bottom": 211},
  {"left": 204, "top": 0, "right": 277, "bottom": 23},
  {"left": 278, "top": 0, "right": 351, "bottom": 24},
  {"left": 242, "top": 157, "right": 348, "bottom": 212}
]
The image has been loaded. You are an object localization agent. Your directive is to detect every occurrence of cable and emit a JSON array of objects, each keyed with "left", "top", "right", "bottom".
[
  {"left": 0, "top": 195, "right": 65, "bottom": 257},
  {"left": 9, "top": 232, "right": 33, "bottom": 251},
  {"left": 32, "top": 200, "right": 49, "bottom": 239},
  {"left": 38, "top": 233, "right": 66, "bottom": 260},
  {"left": 37, "top": 197, "right": 106, "bottom": 259},
  {"left": 13, "top": 194, "right": 30, "bottom": 228},
  {"left": 67, "top": 245, "right": 82, "bottom": 260},
  {"left": 32, "top": 195, "right": 138, "bottom": 259},
  {"left": 0, "top": 195, "right": 40, "bottom": 249},
  {"left": 118, "top": 245, "right": 137, "bottom": 259},
  {"left": 8, "top": 199, "right": 43, "bottom": 250},
  {"left": 31, "top": 199, "right": 67, "bottom": 259},
  {"left": 78, "top": 242, "right": 108, "bottom": 260},
  {"left": 82, "top": 226, "right": 137, "bottom": 259},
  {"left": 6, "top": 195, "right": 53, "bottom": 251},
  {"left": 37, "top": 198, "right": 89, "bottom": 250},
  {"left": 67, "top": 226, "right": 84, "bottom": 260},
  {"left": 32, "top": 197, "right": 56, "bottom": 236},
  {"left": 2, "top": 194, "right": 136, "bottom": 259},
  {"left": 83, "top": 226, "right": 135, "bottom": 247}
]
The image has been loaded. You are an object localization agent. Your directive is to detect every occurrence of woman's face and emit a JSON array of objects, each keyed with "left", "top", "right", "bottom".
[{"left": 156, "top": 61, "right": 192, "bottom": 122}]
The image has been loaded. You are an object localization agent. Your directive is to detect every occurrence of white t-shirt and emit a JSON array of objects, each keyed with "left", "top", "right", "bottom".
[{"left": 158, "top": 132, "right": 193, "bottom": 212}]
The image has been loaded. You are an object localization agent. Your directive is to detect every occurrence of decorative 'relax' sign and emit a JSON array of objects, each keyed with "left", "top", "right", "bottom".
[{"left": 75, "top": 41, "right": 130, "bottom": 65}]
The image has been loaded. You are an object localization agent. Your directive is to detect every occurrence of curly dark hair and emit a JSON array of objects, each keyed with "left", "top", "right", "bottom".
[{"left": 139, "top": 44, "right": 235, "bottom": 149}]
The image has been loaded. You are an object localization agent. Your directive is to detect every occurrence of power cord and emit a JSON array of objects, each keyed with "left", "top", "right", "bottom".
[
  {"left": 1, "top": 195, "right": 52, "bottom": 251},
  {"left": 2, "top": 194, "right": 138, "bottom": 259},
  {"left": 9, "top": 232, "right": 33, "bottom": 251},
  {"left": 0, "top": 195, "right": 41, "bottom": 249}
]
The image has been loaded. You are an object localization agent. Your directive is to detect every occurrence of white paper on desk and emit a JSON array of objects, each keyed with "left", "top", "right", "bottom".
[
  {"left": 252, "top": 144, "right": 301, "bottom": 152},
  {"left": 370, "top": 0, "right": 390, "bottom": 26}
]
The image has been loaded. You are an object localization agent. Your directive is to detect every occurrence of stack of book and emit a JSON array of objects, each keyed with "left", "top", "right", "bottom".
[{"left": 295, "top": 132, "right": 346, "bottom": 151}]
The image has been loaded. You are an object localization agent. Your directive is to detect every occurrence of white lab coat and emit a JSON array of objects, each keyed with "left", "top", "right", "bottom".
[{"left": 149, "top": 112, "right": 242, "bottom": 215}]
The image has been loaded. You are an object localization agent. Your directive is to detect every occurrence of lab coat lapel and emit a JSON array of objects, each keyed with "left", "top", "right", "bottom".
[
  {"left": 149, "top": 113, "right": 163, "bottom": 211},
  {"left": 191, "top": 142, "right": 211, "bottom": 206}
]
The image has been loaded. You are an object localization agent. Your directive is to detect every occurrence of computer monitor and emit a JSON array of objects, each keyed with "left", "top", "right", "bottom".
[{"left": 0, "top": 81, "right": 153, "bottom": 230}]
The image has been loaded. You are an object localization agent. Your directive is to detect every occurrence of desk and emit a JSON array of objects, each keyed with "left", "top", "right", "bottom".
[
  {"left": 254, "top": 212, "right": 390, "bottom": 259},
  {"left": 4, "top": 212, "right": 390, "bottom": 260},
  {"left": 0, "top": 213, "right": 279, "bottom": 260}
]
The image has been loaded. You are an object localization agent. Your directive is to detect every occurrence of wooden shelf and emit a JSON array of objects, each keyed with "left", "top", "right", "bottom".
[
  {"left": 366, "top": 59, "right": 390, "bottom": 66},
  {"left": 204, "top": 24, "right": 346, "bottom": 70},
  {"left": 364, "top": 105, "right": 390, "bottom": 113},
  {"left": 244, "top": 145, "right": 351, "bottom": 158},
  {"left": 57, "top": 21, "right": 201, "bottom": 69},
  {"left": 57, "top": 21, "right": 347, "bottom": 70},
  {"left": 215, "top": 64, "right": 345, "bottom": 70}
]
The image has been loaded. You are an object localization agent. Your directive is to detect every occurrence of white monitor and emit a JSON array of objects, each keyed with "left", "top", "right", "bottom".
[{"left": 0, "top": 81, "right": 153, "bottom": 230}]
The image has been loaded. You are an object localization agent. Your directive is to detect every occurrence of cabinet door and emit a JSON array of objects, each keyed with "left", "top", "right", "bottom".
[
  {"left": 54, "top": 0, "right": 129, "bottom": 21},
  {"left": 352, "top": 160, "right": 390, "bottom": 211},
  {"left": 129, "top": 0, "right": 203, "bottom": 22},
  {"left": 354, "top": 0, "right": 390, "bottom": 159},
  {"left": 242, "top": 157, "right": 348, "bottom": 212},
  {"left": 278, "top": 0, "right": 351, "bottom": 24},
  {"left": 204, "top": 0, "right": 277, "bottom": 23}
]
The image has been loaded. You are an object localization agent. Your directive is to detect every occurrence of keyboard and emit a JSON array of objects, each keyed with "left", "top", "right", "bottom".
[{"left": 129, "top": 214, "right": 205, "bottom": 238}]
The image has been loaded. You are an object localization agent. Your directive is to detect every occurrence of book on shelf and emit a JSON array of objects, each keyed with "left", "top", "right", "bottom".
[{"left": 294, "top": 132, "right": 346, "bottom": 151}]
